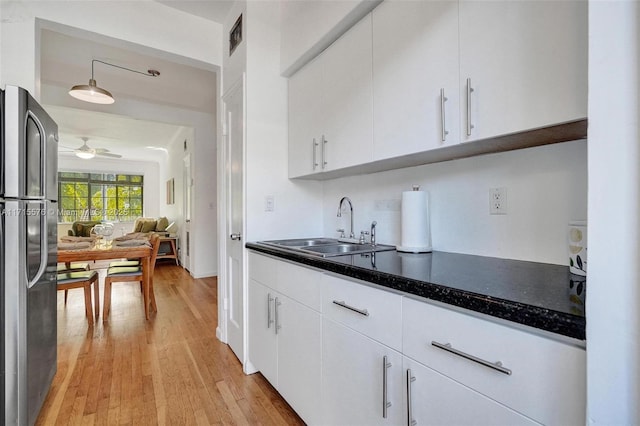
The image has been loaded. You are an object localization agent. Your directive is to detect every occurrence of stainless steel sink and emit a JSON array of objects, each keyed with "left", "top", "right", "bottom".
[
  {"left": 262, "top": 238, "right": 339, "bottom": 247},
  {"left": 260, "top": 238, "right": 395, "bottom": 257}
]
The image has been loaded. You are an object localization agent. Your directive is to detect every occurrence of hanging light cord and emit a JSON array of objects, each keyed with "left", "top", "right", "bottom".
[{"left": 91, "top": 59, "right": 160, "bottom": 79}]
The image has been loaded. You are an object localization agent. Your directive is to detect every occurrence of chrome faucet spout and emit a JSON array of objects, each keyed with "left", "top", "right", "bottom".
[
  {"left": 371, "top": 221, "right": 377, "bottom": 246},
  {"left": 337, "top": 196, "right": 355, "bottom": 239}
]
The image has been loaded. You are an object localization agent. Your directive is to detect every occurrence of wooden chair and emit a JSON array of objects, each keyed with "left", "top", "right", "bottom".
[
  {"left": 103, "top": 234, "right": 161, "bottom": 320},
  {"left": 57, "top": 262, "right": 91, "bottom": 304},
  {"left": 57, "top": 270, "right": 100, "bottom": 325}
]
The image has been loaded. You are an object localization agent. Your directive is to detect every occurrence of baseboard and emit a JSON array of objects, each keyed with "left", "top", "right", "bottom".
[{"left": 191, "top": 270, "right": 217, "bottom": 279}]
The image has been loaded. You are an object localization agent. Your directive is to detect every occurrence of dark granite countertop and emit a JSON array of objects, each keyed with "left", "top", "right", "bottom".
[{"left": 246, "top": 242, "right": 586, "bottom": 340}]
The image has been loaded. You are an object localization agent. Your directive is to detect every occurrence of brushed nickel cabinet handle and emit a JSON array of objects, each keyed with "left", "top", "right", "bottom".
[
  {"left": 407, "top": 369, "right": 417, "bottom": 426},
  {"left": 321, "top": 135, "right": 328, "bottom": 169},
  {"left": 312, "top": 138, "right": 318, "bottom": 170},
  {"left": 466, "top": 78, "right": 475, "bottom": 137},
  {"left": 431, "top": 341, "right": 511, "bottom": 375},
  {"left": 332, "top": 300, "right": 369, "bottom": 317},
  {"left": 382, "top": 356, "right": 392, "bottom": 418},
  {"left": 267, "top": 293, "right": 274, "bottom": 329},
  {"left": 274, "top": 297, "right": 282, "bottom": 334},
  {"left": 440, "top": 88, "right": 449, "bottom": 142}
]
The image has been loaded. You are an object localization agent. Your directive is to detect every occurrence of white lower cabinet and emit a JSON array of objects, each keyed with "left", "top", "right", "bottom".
[
  {"left": 247, "top": 255, "right": 322, "bottom": 425},
  {"left": 276, "top": 293, "right": 321, "bottom": 424},
  {"left": 403, "top": 357, "right": 538, "bottom": 426},
  {"left": 248, "top": 253, "right": 585, "bottom": 425},
  {"left": 322, "top": 317, "right": 404, "bottom": 425},
  {"left": 403, "top": 297, "right": 586, "bottom": 425},
  {"left": 248, "top": 279, "right": 277, "bottom": 385}
]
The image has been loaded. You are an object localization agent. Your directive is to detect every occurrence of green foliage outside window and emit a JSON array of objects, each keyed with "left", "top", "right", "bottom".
[{"left": 58, "top": 172, "right": 143, "bottom": 223}]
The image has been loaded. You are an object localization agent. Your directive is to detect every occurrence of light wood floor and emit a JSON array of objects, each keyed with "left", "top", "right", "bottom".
[{"left": 36, "top": 262, "right": 304, "bottom": 425}]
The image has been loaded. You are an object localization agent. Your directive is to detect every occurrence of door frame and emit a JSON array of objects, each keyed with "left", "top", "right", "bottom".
[{"left": 217, "top": 74, "right": 247, "bottom": 365}]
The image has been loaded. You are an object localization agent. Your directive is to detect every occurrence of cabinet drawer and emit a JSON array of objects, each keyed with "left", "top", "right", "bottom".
[
  {"left": 277, "top": 261, "right": 322, "bottom": 312},
  {"left": 403, "top": 297, "right": 585, "bottom": 425},
  {"left": 323, "top": 274, "right": 402, "bottom": 351},
  {"left": 248, "top": 252, "right": 277, "bottom": 288}
]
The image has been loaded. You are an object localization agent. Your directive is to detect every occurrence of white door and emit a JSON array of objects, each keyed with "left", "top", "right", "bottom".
[
  {"left": 322, "top": 14, "right": 374, "bottom": 171},
  {"left": 322, "top": 318, "right": 404, "bottom": 425},
  {"left": 459, "top": 0, "right": 587, "bottom": 142},
  {"left": 182, "top": 154, "right": 192, "bottom": 271},
  {"left": 223, "top": 79, "right": 245, "bottom": 362},
  {"left": 372, "top": 0, "right": 460, "bottom": 160},
  {"left": 247, "top": 279, "right": 278, "bottom": 385},
  {"left": 277, "top": 294, "right": 322, "bottom": 425},
  {"left": 403, "top": 357, "right": 538, "bottom": 425}
]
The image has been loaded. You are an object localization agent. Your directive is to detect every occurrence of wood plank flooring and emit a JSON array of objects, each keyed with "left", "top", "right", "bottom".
[{"left": 36, "top": 262, "right": 304, "bottom": 425}]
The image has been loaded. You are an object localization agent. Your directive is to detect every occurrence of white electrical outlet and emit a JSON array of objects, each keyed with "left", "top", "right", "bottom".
[{"left": 489, "top": 187, "right": 507, "bottom": 215}]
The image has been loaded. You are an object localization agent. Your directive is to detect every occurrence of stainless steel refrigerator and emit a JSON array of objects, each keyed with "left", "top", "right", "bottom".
[{"left": 1, "top": 85, "right": 58, "bottom": 425}]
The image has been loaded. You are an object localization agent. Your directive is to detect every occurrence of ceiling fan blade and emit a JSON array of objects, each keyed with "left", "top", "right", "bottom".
[
  {"left": 94, "top": 148, "right": 111, "bottom": 154},
  {"left": 96, "top": 152, "right": 122, "bottom": 158}
]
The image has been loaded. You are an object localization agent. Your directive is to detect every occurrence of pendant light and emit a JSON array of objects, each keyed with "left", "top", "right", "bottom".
[{"left": 69, "top": 59, "right": 160, "bottom": 105}]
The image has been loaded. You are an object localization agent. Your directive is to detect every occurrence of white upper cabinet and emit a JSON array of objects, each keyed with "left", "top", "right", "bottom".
[
  {"left": 372, "top": 0, "right": 460, "bottom": 161},
  {"left": 288, "top": 15, "right": 373, "bottom": 178},
  {"left": 459, "top": 0, "right": 588, "bottom": 142},
  {"left": 322, "top": 15, "right": 374, "bottom": 172},
  {"left": 288, "top": 56, "right": 324, "bottom": 178},
  {"left": 288, "top": 0, "right": 587, "bottom": 178}
]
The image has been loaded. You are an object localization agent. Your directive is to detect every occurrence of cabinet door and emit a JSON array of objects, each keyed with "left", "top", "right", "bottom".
[
  {"left": 322, "top": 14, "right": 374, "bottom": 171},
  {"left": 277, "top": 294, "right": 322, "bottom": 425},
  {"left": 322, "top": 318, "right": 404, "bottom": 425},
  {"left": 289, "top": 56, "right": 324, "bottom": 178},
  {"left": 403, "top": 358, "right": 538, "bottom": 426},
  {"left": 247, "top": 279, "right": 277, "bottom": 386},
  {"left": 459, "top": 0, "right": 587, "bottom": 142},
  {"left": 372, "top": 0, "right": 460, "bottom": 161}
]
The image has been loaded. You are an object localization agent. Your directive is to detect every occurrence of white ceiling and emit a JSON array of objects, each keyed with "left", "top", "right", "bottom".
[
  {"left": 39, "top": 3, "right": 223, "bottom": 163},
  {"left": 155, "top": 0, "right": 234, "bottom": 23}
]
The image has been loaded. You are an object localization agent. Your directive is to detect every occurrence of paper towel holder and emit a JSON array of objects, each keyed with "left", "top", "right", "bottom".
[{"left": 397, "top": 185, "right": 433, "bottom": 253}]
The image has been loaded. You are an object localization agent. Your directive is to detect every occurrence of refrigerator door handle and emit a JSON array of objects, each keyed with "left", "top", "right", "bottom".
[
  {"left": 27, "top": 201, "right": 49, "bottom": 289},
  {"left": 26, "top": 110, "right": 47, "bottom": 199}
]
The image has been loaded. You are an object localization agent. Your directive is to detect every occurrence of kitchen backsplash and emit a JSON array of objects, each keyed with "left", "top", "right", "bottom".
[{"left": 322, "top": 139, "right": 587, "bottom": 265}]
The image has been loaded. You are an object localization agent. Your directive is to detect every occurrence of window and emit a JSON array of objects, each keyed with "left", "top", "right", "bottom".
[{"left": 58, "top": 172, "right": 143, "bottom": 223}]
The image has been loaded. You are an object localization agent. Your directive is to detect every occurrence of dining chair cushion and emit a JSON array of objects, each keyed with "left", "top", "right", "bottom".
[
  {"left": 57, "top": 270, "right": 98, "bottom": 284},
  {"left": 57, "top": 262, "right": 90, "bottom": 272},
  {"left": 106, "top": 266, "right": 142, "bottom": 276},
  {"left": 108, "top": 260, "right": 140, "bottom": 268}
]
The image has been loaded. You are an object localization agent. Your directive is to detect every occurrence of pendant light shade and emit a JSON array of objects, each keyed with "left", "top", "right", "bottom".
[
  {"left": 69, "top": 59, "right": 160, "bottom": 105},
  {"left": 69, "top": 78, "right": 114, "bottom": 104}
]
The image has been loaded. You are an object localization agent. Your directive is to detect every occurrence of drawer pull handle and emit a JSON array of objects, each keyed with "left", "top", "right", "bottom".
[
  {"left": 431, "top": 341, "right": 512, "bottom": 376},
  {"left": 332, "top": 300, "right": 369, "bottom": 317}
]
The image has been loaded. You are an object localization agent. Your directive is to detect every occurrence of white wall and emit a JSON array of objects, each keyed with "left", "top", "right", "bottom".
[
  {"left": 163, "top": 127, "right": 193, "bottom": 267},
  {"left": 587, "top": 1, "right": 640, "bottom": 423},
  {"left": 323, "top": 140, "right": 587, "bottom": 265},
  {"left": 244, "top": 1, "right": 323, "bottom": 242}
]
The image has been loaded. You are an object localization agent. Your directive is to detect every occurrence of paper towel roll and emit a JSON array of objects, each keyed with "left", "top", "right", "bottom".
[{"left": 397, "top": 188, "right": 432, "bottom": 253}]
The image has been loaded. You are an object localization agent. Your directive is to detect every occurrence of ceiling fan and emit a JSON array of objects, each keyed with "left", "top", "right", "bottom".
[{"left": 60, "top": 137, "right": 123, "bottom": 159}]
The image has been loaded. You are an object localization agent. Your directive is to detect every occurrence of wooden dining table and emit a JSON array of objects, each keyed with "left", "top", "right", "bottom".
[{"left": 57, "top": 240, "right": 155, "bottom": 319}]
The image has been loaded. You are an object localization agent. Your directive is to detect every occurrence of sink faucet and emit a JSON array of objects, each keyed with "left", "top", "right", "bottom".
[
  {"left": 337, "top": 196, "right": 355, "bottom": 239},
  {"left": 370, "top": 221, "right": 377, "bottom": 246}
]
